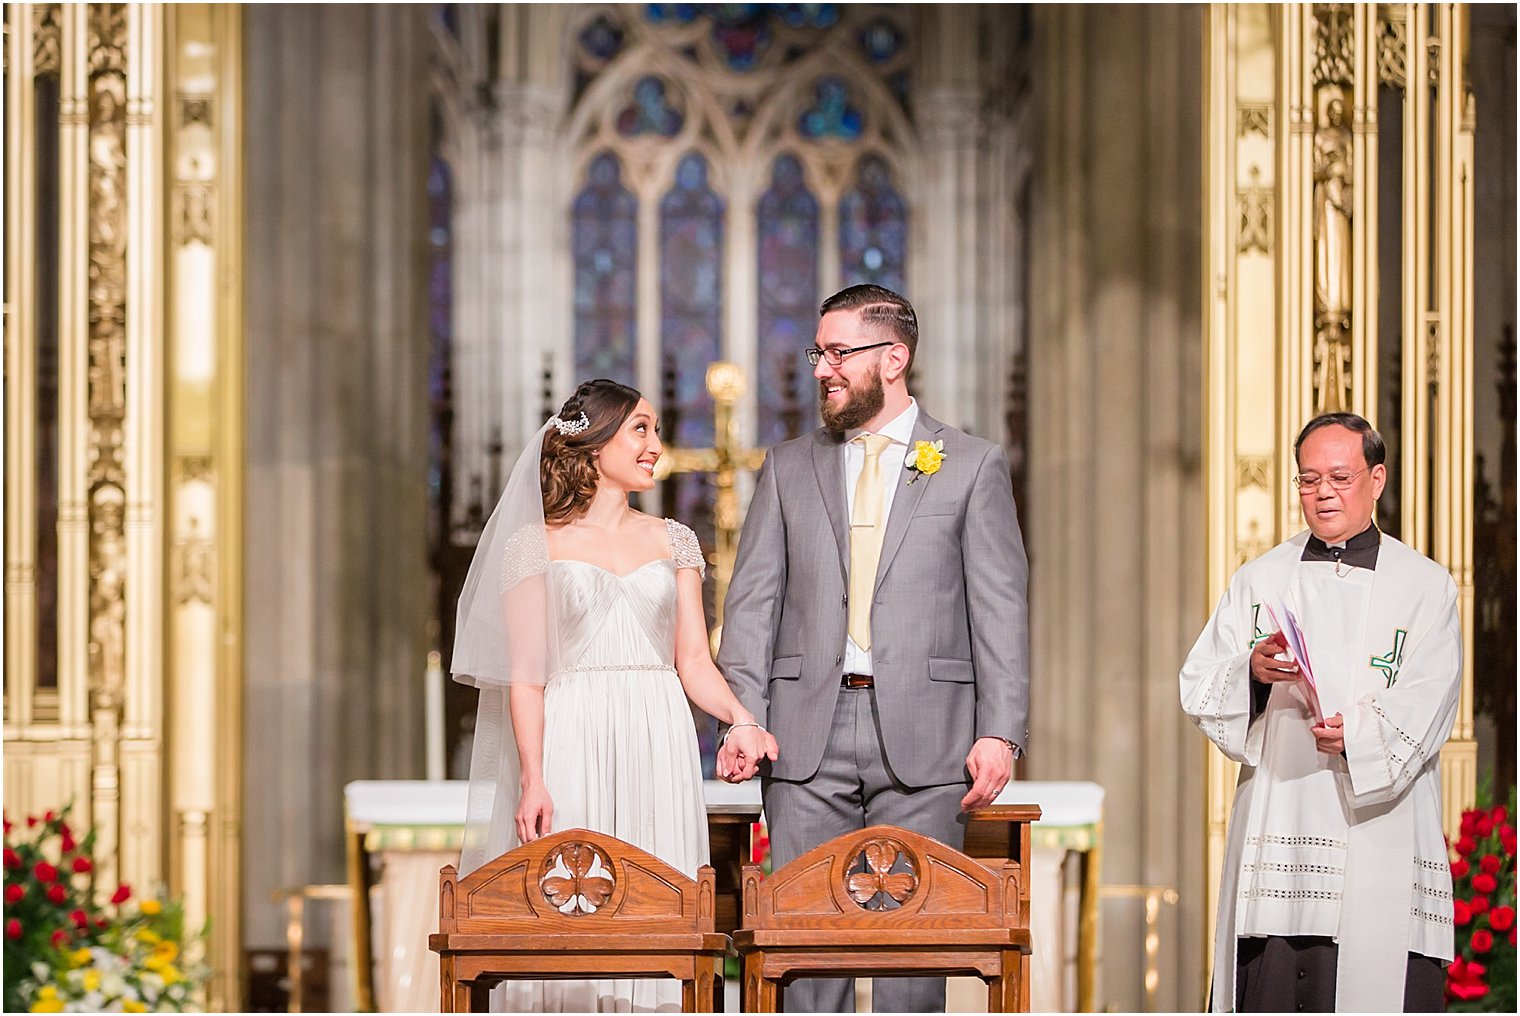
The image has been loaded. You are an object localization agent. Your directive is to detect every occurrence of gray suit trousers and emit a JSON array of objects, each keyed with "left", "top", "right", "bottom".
[{"left": 762, "top": 686, "right": 967, "bottom": 1014}]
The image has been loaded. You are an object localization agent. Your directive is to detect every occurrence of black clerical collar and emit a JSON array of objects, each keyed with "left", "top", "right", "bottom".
[{"left": 1302, "top": 524, "right": 1381, "bottom": 572}]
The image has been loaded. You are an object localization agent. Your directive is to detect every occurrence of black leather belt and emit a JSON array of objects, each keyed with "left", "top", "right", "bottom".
[{"left": 841, "top": 673, "right": 875, "bottom": 689}]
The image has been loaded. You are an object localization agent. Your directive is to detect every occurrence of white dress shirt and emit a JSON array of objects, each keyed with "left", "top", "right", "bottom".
[{"left": 841, "top": 398, "right": 919, "bottom": 675}]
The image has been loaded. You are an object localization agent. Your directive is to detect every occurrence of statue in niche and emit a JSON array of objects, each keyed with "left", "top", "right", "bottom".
[{"left": 1313, "top": 93, "right": 1354, "bottom": 411}]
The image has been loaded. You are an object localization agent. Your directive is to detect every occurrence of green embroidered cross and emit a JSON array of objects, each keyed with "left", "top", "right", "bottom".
[
  {"left": 1248, "top": 604, "right": 1273, "bottom": 648},
  {"left": 1369, "top": 628, "right": 1408, "bottom": 687}
]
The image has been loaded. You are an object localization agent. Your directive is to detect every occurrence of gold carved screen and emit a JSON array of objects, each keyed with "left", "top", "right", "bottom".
[
  {"left": 3, "top": 4, "right": 244, "bottom": 1006},
  {"left": 1203, "top": 0, "right": 1476, "bottom": 972}
]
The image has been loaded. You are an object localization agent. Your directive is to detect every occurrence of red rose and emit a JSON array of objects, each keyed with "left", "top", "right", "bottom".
[
  {"left": 5, "top": 918, "right": 21, "bottom": 939},
  {"left": 33, "top": 861, "right": 57, "bottom": 883},
  {"left": 57, "top": 822, "right": 70, "bottom": 840},
  {"left": 43, "top": 811, "right": 55, "bottom": 824},
  {"left": 110, "top": 883, "right": 131, "bottom": 905},
  {"left": 1472, "top": 929, "right": 1494, "bottom": 953},
  {"left": 71, "top": 856, "right": 92, "bottom": 874},
  {"left": 1456, "top": 836, "right": 1477, "bottom": 856},
  {"left": 1480, "top": 854, "right": 1502, "bottom": 875},
  {"left": 45, "top": 883, "right": 67, "bottom": 904},
  {"left": 1494, "top": 805, "right": 1509, "bottom": 824},
  {"left": 69, "top": 909, "right": 88, "bottom": 929},
  {"left": 1462, "top": 811, "right": 1481, "bottom": 836},
  {"left": 5, "top": 884, "right": 24, "bottom": 903},
  {"left": 94, "top": 917, "right": 107, "bottom": 929},
  {"left": 1510, "top": 927, "right": 1516, "bottom": 947},
  {"left": 3, "top": 847, "right": 20, "bottom": 869},
  {"left": 1489, "top": 906, "right": 1515, "bottom": 932},
  {"left": 1450, "top": 958, "right": 1487, "bottom": 985},
  {"left": 49, "top": 929, "right": 67, "bottom": 947},
  {"left": 59, "top": 833, "right": 76, "bottom": 853},
  {"left": 26, "top": 816, "right": 37, "bottom": 828},
  {"left": 1450, "top": 981, "right": 1490, "bottom": 1001},
  {"left": 1452, "top": 859, "right": 1471, "bottom": 878},
  {"left": 1454, "top": 899, "right": 1473, "bottom": 925},
  {"left": 1473, "top": 873, "right": 1498, "bottom": 895},
  {"left": 1472, "top": 894, "right": 1491, "bottom": 915},
  {"left": 1477, "top": 815, "right": 1495, "bottom": 837}
]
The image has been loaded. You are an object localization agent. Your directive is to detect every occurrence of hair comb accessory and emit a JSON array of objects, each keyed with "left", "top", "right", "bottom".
[{"left": 549, "top": 412, "right": 591, "bottom": 437}]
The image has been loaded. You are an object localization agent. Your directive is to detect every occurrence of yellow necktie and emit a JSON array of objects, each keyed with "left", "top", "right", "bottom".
[{"left": 849, "top": 433, "right": 893, "bottom": 651}]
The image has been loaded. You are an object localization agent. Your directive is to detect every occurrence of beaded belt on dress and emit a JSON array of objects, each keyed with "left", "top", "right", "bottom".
[{"left": 551, "top": 663, "right": 676, "bottom": 678}]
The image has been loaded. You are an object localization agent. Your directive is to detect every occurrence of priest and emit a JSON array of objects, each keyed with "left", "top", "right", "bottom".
[{"left": 1181, "top": 412, "right": 1460, "bottom": 1013}]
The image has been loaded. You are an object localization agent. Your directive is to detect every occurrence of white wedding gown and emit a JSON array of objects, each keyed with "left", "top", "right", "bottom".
[{"left": 492, "top": 519, "right": 710, "bottom": 1013}]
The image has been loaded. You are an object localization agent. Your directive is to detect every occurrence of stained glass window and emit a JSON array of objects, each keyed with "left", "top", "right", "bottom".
[
  {"left": 616, "top": 77, "right": 683, "bottom": 138},
  {"left": 838, "top": 153, "right": 906, "bottom": 292},
  {"left": 756, "top": 154, "right": 819, "bottom": 445},
  {"left": 798, "top": 76, "right": 864, "bottom": 140},
  {"left": 645, "top": 4, "right": 840, "bottom": 70},
  {"left": 573, "top": 153, "right": 638, "bottom": 384},
  {"left": 579, "top": 12, "right": 624, "bottom": 62},
  {"left": 859, "top": 17, "right": 903, "bottom": 63},
  {"left": 659, "top": 152, "right": 724, "bottom": 558}
]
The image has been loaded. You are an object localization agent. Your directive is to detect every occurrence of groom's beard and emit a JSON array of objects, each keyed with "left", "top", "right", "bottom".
[{"left": 819, "top": 363, "right": 885, "bottom": 432}]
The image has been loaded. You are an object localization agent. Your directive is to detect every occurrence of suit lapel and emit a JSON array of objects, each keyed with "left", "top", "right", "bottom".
[
  {"left": 812, "top": 428, "right": 849, "bottom": 579},
  {"left": 874, "top": 412, "right": 943, "bottom": 594}
]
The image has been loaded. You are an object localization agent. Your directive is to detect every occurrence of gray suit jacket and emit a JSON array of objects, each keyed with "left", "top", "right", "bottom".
[{"left": 718, "top": 410, "right": 1030, "bottom": 787}]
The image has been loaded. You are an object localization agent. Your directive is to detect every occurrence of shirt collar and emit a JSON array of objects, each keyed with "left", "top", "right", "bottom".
[
  {"left": 846, "top": 398, "right": 919, "bottom": 448},
  {"left": 1302, "top": 522, "right": 1382, "bottom": 571}
]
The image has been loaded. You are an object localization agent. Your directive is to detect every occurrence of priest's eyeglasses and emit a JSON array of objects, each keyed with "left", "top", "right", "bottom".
[
  {"left": 1293, "top": 468, "right": 1366, "bottom": 492},
  {"left": 805, "top": 341, "right": 894, "bottom": 366}
]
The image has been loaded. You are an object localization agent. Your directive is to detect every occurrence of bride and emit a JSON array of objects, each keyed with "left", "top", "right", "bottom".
[{"left": 450, "top": 378, "right": 778, "bottom": 1012}]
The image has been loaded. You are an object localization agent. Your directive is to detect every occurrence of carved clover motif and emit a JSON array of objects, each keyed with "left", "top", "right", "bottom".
[
  {"left": 540, "top": 843, "right": 616, "bottom": 916},
  {"left": 846, "top": 838, "right": 919, "bottom": 909}
]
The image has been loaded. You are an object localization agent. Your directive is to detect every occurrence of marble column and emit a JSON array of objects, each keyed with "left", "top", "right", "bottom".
[
  {"left": 913, "top": 8, "right": 985, "bottom": 436},
  {"left": 1027, "top": 6, "right": 1206, "bottom": 1010},
  {"left": 243, "top": 3, "right": 431, "bottom": 951}
]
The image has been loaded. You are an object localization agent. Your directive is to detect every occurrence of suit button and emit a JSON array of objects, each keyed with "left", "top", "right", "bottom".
[{"left": 835, "top": 654, "right": 842, "bottom": 664}]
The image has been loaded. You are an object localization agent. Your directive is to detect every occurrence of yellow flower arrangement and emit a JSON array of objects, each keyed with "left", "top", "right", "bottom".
[
  {"left": 7, "top": 806, "right": 208, "bottom": 1012},
  {"left": 904, "top": 439, "right": 946, "bottom": 484},
  {"left": 29, "top": 984, "right": 62, "bottom": 1013}
]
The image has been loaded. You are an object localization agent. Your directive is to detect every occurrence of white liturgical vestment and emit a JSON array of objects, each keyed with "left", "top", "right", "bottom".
[{"left": 1180, "top": 530, "right": 1460, "bottom": 1013}]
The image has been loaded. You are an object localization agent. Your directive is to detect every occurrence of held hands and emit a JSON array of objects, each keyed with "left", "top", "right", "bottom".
[
  {"left": 962, "top": 736, "right": 1015, "bottom": 811},
  {"left": 515, "top": 779, "right": 554, "bottom": 844},
  {"left": 1311, "top": 712, "right": 1345, "bottom": 755},
  {"left": 716, "top": 723, "right": 778, "bottom": 783},
  {"left": 1250, "top": 631, "right": 1300, "bottom": 684}
]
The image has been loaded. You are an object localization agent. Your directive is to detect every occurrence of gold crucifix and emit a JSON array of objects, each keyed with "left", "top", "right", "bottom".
[{"left": 652, "top": 361, "right": 766, "bottom": 634}]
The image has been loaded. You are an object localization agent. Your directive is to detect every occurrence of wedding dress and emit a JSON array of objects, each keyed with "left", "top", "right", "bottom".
[{"left": 489, "top": 518, "right": 710, "bottom": 1013}]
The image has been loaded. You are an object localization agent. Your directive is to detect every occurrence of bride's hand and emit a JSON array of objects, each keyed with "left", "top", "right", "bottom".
[
  {"left": 516, "top": 781, "right": 554, "bottom": 843},
  {"left": 717, "top": 726, "right": 778, "bottom": 783}
]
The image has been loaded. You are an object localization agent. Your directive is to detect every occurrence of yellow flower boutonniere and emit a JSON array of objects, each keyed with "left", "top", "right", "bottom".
[{"left": 904, "top": 439, "right": 946, "bottom": 484}]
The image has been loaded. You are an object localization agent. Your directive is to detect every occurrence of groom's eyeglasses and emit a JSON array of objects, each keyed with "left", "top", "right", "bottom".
[{"left": 805, "top": 341, "right": 894, "bottom": 367}]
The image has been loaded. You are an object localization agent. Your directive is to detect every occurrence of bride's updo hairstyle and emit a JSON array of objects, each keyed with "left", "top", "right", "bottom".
[{"left": 541, "top": 378, "right": 643, "bottom": 523}]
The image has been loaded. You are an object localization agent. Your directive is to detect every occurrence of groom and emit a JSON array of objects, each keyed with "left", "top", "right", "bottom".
[{"left": 717, "top": 284, "right": 1030, "bottom": 1013}]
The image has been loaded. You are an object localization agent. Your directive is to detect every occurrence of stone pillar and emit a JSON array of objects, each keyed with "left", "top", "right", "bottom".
[
  {"left": 243, "top": 2, "right": 430, "bottom": 952},
  {"left": 914, "top": 7, "right": 985, "bottom": 435},
  {"left": 1027, "top": 6, "right": 1206, "bottom": 1010}
]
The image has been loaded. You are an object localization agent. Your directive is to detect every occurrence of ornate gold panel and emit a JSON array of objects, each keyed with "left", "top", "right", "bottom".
[
  {"left": 1203, "top": 1, "right": 1477, "bottom": 989},
  {"left": 4, "top": 3, "right": 244, "bottom": 1008}
]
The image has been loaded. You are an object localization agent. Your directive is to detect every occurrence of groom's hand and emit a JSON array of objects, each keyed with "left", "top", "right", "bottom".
[
  {"left": 717, "top": 726, "right": 778, "bottom": 783},
  {"left": 961, "top": 736, "right": 1014, "bottom": 811}
]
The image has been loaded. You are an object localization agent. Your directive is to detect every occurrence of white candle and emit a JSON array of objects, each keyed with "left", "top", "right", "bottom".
[{"left": 425, "top": 650, "right": 445, "bottom": 781}]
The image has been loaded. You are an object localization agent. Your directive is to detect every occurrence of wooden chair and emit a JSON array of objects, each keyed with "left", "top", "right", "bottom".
[
  {"left": 429, "top": 829, "right": 728, "bottom": 1012},
  {"left": 731, "top": 825, "right": 1033, "bottom": 1012}
]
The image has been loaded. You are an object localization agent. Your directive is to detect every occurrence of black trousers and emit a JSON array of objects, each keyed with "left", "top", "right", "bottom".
[{"left": 1235, "top": 936, "right": 1446, "bottom": 1012}]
